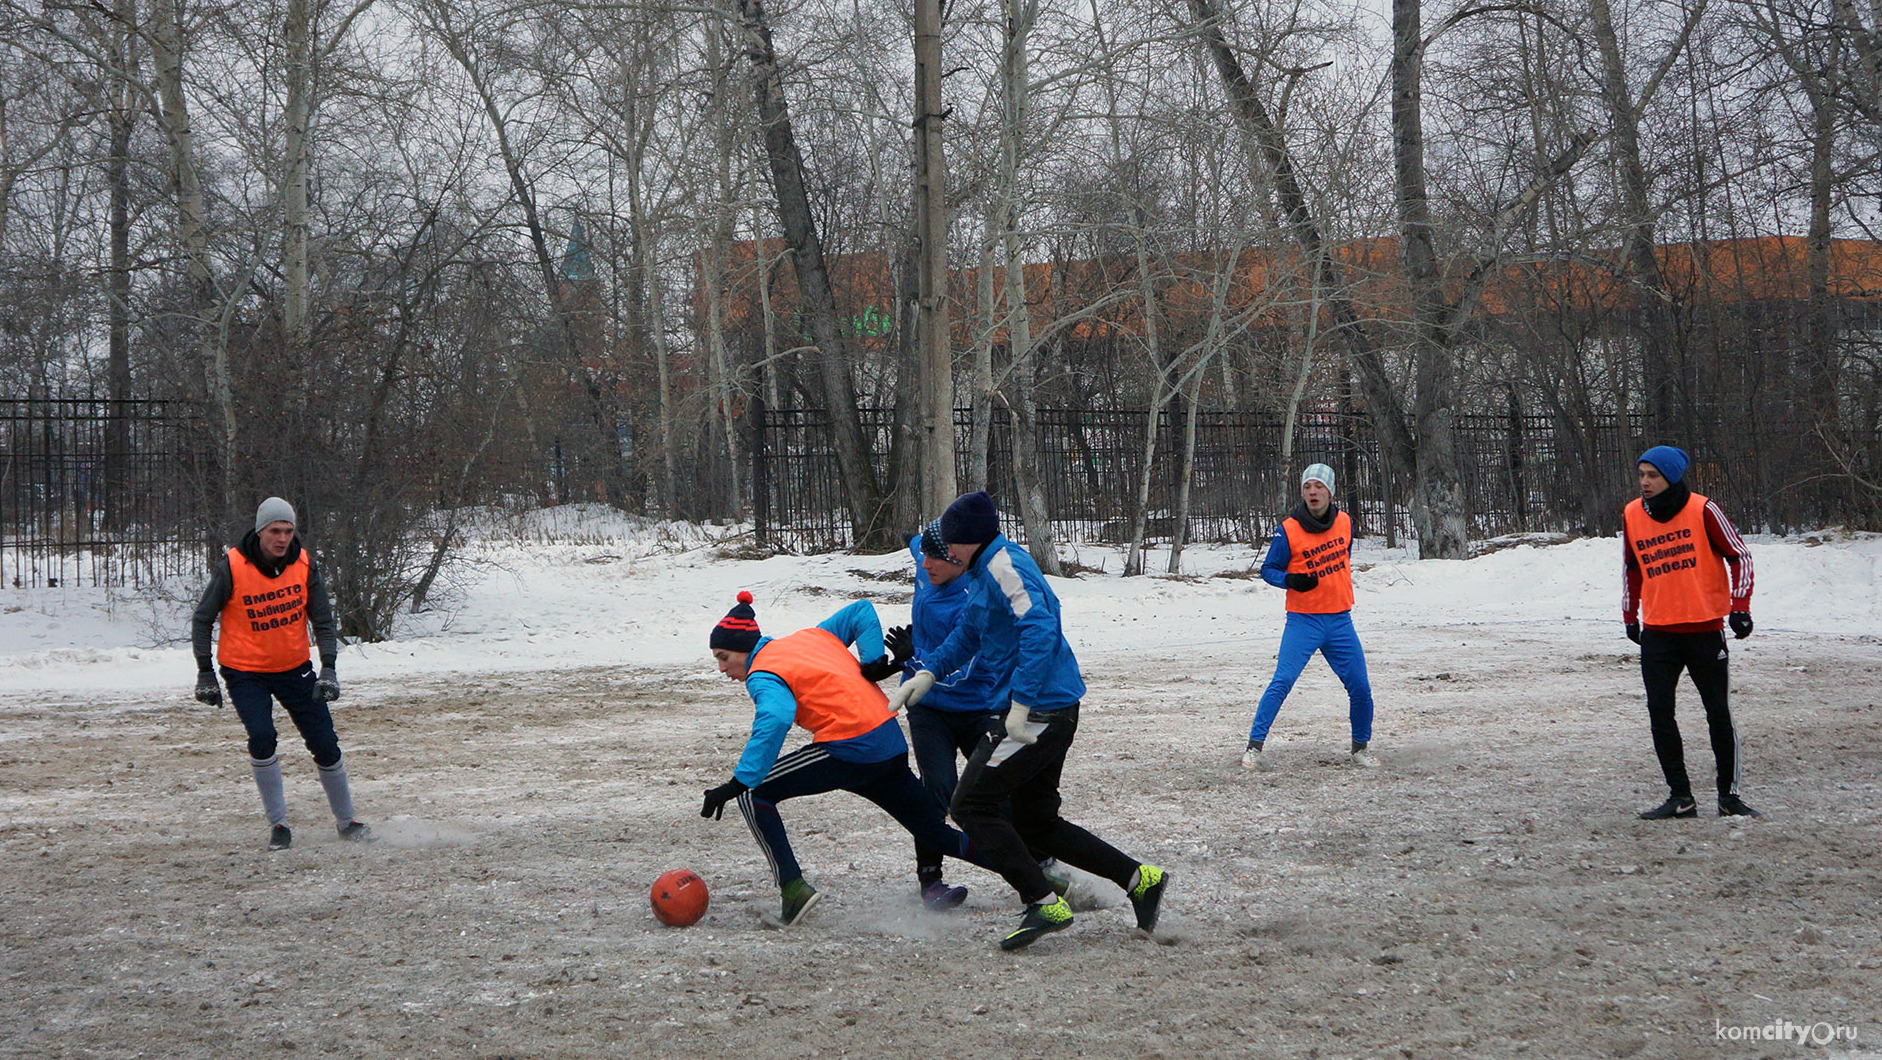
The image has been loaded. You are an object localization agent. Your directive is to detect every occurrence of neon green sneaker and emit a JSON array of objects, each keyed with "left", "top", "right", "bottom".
[
  {"left": 1128, "top": 865, "right": 1169, "bottom": 935},
  {"left": 999, "top": 896, "right": 1074, "bottom": 951}
]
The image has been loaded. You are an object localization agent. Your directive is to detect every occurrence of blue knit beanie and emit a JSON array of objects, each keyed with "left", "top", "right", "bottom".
[
  {"left": 1637, "top": 446, "right": 1689, "bottom": 484},
  {"left": 939, "top": 491, "right": 999, "bottom": 546}
]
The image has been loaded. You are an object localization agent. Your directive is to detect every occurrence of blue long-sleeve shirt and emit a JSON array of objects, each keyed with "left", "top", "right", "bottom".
[
  {"left": 733, "top": 600, "right": 905, "bottom": 785},
  {"left": 915, "top": 534, "right": 1085, "bottom": 711},
  {"left": 1259, "top": 524, "right": 1296, "bottom": 590}
]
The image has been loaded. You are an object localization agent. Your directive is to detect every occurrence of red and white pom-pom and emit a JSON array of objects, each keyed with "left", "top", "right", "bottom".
[{"left": 737, "top": 590, "right": 753, "bottom": 605}]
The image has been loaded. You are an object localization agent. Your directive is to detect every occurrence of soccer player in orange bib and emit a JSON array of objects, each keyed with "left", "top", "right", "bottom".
[
  {"left": 700, "top": 592, "right": 996, "bottom": 927},
  {"left": 190, "top": 497, "right": 371, "bottom": 850},
  {"left": 1623, "top": 446, "right": 1759, "bottom": 820},
  {"left": 1242, "top": 464, "right": 1377, "bottom": 770}
]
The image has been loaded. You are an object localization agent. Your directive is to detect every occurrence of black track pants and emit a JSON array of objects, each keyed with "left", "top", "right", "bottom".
[
  {"left": 951, "top": 703, "right": 1139, "bottom": 906},
  {"left": 1640, "top": 628, "right": 1740, "bottom": 801}
]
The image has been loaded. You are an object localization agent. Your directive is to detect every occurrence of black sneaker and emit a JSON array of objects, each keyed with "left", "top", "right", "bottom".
[
  {"left": 1638, "top": 797, "right": 1697, "bottom": 820},
  {"left": 1718, "top": 795, "right": 1762, "bottom": 818},
  {"left": 999, "top": 896, "right": 1074, "bottom": 951},
  {"left": 269, "top": 825, "right": 292, "bottom": 851},
  {"left": 921, "top": 881, "right": 968, "bottom": 910},
  {"left": 1128, "top": 865, "right": 1169, "bottom": 935},
  {"left": 337, "top": 821, "right": 374, "bottom": 842}
]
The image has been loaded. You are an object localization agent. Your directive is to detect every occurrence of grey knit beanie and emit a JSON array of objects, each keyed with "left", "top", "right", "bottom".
[{"left": 255, "top": 497, "right": 297, "bottom": 533}]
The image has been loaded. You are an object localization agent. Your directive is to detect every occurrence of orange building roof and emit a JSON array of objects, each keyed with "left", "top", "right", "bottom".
[{"left": 707, "top": 235, "right": 1882, "bottom": 348}]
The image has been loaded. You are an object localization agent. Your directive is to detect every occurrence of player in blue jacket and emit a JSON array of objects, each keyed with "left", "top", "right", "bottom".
[
  {"left": 897, "top": 517, "right": 1006, "bottom": 813},
  {"left": 890, "top": 491, "right": 1169, "bottom": 951}
]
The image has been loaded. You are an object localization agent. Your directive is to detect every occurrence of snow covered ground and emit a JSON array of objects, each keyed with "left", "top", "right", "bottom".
[
  {"left": 3, "top": 510, "right": 1880, "bottom": 1058},
  {"left": 3, "top": 507, "right": 1877, "bottom": 699}
]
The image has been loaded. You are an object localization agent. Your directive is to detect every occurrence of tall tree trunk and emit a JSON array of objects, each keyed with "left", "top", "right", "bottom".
[
  {"left": 1185, "top": 0, "right": 1416, "bottom": 487},
  {"left": 283, "top": 0, "right": 312, "bottom": 351},
  {"left": 151, "top": 0, "right": 236, "bottom": 523},
  {"left": 997, "top": 0, "right": 1059, "bottom": 573},
  {"left": 914, "top": 0, "right": 956, "bottom": 514},
  {"left": 891, "top": 218, "right": 923, "bottom": 532},
  {"left": 703, "top": 15, "right": 744, "bottom": 518},
  {"left": 1804, "top": 59, "right": 1841, "bottom": 522},
  {"left": 1093, "top": 0, "right": 1168, "bottom": 577},
  {"left": 968, "top": 233, "right": 996, "bottom": 488},
  {"left": 1168, "top": 371, "right": 1202, "bottom": 574},
  {"left": 1392, "top": 0, "right": 1468, "bottom": 559},
  {"left": 105, "top": 0, "right": 138, "bottom": 533},
  {"left": 1589, "top": 0, "right": 1707, "bottom": 431},
  {"left": 735, "top": 0, "right": 889, "bottom": 547}
]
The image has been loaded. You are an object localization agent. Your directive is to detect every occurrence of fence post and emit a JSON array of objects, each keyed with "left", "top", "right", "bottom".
[
  {"left": 1508, "top": 388, "right": 1527, "bottom": 531},
  {"left": 749, "top": 393, "right": 769, "bottom": 546},
  {"left": 1381, "top": 452, "right": 1397, "bottom": 550}
]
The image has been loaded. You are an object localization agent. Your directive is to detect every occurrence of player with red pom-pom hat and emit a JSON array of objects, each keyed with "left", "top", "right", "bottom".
[{"left": 700, "top": 591, "right": 999, "bottom": 928}]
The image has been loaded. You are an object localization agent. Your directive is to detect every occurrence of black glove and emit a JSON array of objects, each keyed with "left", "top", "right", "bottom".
[
  {"left": 701, "top": 778, "right": 750, "bottom": 820},
  {"left": 315, "top": 667, "right": 341, "bottom": 702},
  {"left": 194, "top": 672, "right": 222, "bottom": 706},
  {"left": 884, "top": 625, "right": 913, "bottom": 664},
  {"left": 1284, "top": 572, "right": 1319, "bottom": 592},
  {"left": 859, "top": 654, "right": 901, "bottom": 682},
  {"left": 1625, "top": 622, "right": 1641, "bottom": 644},
  {"left": 1729, "top": 612, "right": 1753, "bottom": 640}
]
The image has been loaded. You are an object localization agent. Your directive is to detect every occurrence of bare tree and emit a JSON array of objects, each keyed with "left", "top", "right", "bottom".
[
  {"left": 733, "top": 0, "right": 890, "bottom": 547},
  {"left": 914, "top": 0, "right": 956, "bottom": 515}
]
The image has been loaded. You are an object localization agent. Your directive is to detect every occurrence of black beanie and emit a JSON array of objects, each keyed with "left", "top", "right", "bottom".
[
  {"left": 710, "top": 591, "right": 762, "bottom": 653},
  {"left": 940, "top": 491, "right": 999, "bottom": 546}
]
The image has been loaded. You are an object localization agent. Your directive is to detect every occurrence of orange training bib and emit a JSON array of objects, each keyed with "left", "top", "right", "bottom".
[
  {"left": 750, "top": 628, "right": 893, "bottom": 742},
  {"left": 1282, "top": 510, "right": 1356, "bottom": 614},
  {"left": 1625, "top": 496, "right": 1730, "bottom": 627},
  {"left": 217, "top": 548, "right": 314, "bottom": 672}
]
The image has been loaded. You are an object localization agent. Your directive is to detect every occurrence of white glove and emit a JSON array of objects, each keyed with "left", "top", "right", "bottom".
[
  {"left": 887, "top": 670, "right": 935, "bottom": 713},
  {"left": 1004, "top": 702, "right": 1038, "bottom": 745}
]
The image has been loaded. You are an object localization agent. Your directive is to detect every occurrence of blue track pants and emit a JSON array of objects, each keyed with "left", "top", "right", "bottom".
[{"left": 1248, "top": 611, "right": 1374, "bottom": 744}]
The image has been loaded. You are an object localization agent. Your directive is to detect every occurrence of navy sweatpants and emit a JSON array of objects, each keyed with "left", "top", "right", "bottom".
[
  {"left": 735, "top": 742, "right": 991, "bottom": 888},
  {"left": 223, "top": 663, "right": 341, "bottom": 766},
  {"left": 905, "top": 702, "right": 1001, "bottom": 812}
]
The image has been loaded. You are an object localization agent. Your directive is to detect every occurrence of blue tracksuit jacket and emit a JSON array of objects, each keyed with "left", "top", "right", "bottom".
[{"left": 916, "top": 534, "right": 1085, "bottom": 711}]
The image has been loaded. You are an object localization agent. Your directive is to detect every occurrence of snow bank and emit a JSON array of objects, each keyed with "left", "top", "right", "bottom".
[{"left": 1, "top": 505, "right": 1874, "bottom": 698}]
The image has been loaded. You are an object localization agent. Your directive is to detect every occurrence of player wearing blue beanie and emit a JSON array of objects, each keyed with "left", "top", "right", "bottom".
[{"left": 1624, "top": 446, "right": 1759, "bottom": 820}]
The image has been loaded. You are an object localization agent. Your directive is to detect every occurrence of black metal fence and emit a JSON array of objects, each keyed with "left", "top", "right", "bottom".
[
  {"left": 1, "top": 397, "right": 211, "bottom": 588},
  {"left": 752, "top": 405, "right": 1654, "bottom": 553}
]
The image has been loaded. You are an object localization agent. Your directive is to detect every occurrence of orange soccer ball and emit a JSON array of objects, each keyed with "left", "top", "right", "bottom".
[{"left": 651, "top": 869, "right": 710, "bottom": 927}]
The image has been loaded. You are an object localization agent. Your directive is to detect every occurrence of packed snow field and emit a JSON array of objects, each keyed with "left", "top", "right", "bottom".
[{"left": 3, "top": 510, "right": 1879, "bottom": 1059}]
